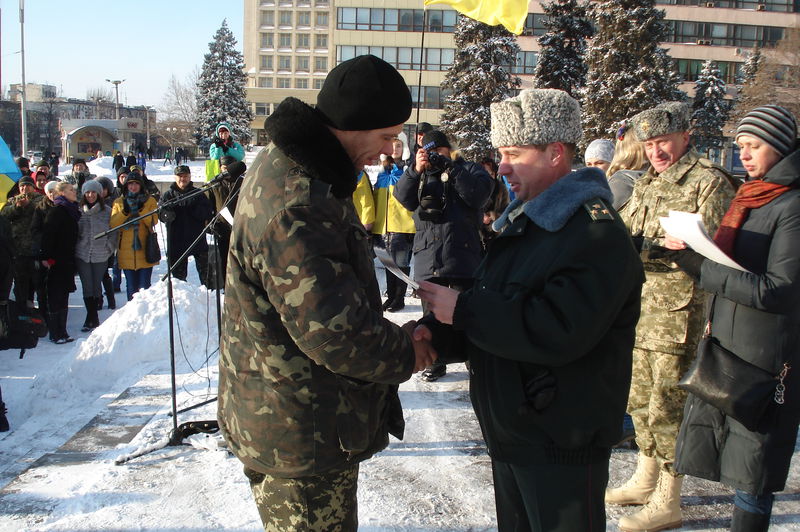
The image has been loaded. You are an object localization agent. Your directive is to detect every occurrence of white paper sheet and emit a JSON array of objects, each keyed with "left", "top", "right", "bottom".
[
  {"left": 219, "top": 207, "right": 234, "bottom": 226},
  {"left": 374, "top": 247, "right": 419, "bottom": 290},
  {"left": 658, "top": 210, "right": 749, "bottom": 271}
]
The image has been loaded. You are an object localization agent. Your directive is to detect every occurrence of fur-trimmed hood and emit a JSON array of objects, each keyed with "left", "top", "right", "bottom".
[
  {"left": 493, "top": 167, "right": 612, "bottom": 233},
  {"left": 264, "top": 97, "right": 357, "bottom": 198}
]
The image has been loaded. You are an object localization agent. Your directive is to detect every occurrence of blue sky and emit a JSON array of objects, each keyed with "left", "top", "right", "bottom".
[{"left": 0, "top": 0, "right": 244, "bottom": 108}]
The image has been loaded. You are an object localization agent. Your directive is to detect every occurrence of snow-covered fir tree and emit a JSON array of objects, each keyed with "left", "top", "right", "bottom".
[
  {"left": 438, "top": 15, "right": 521, "bottom": 162},
  {"left": 533, "top": 0, "right": 594, "bottom": 98},
  {"left": 581, "top": 0, "right": 686, "bottom": 140},
  {"left": 739, "top": 47, "right": 763, "bottom": 86},
  {"left": 195, "top": 20, "right": 253, "bottom": 147},
  {"left": 732, "top": 47, "right": 766, "bottom": 122},
  {"left": 691, "top": 60, "right": 730, "bottom": 154}
]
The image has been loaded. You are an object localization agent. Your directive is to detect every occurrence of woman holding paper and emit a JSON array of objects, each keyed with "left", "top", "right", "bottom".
[{"left": 666, "top": 105, "right": 800, "bottom": 531}]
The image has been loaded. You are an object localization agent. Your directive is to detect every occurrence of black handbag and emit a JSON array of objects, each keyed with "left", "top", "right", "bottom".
[
  {"left": 145, "top": 228, "right": 161, "bottom": 263},
  {"left": 678, "top": 296, "right": 790, "bottom": 431}
]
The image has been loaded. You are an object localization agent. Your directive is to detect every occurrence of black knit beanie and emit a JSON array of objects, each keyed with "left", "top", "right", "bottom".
[
  {"left": 316, "top": 55, "right": 412, "bottom": 131},
  {"left": 421, "top": 130, "right": 451, "bottom": 150}
]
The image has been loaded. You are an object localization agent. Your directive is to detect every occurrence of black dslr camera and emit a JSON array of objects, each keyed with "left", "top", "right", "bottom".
[{"left": 418, "top": 141, "right": 454, "bottom": 217}]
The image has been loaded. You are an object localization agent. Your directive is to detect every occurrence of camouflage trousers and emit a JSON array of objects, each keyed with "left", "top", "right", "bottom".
[
  {"left": 244, "top": 464, "right": 359, "bottom": 532},
  {"left": 628, "top": 347, "right": 693, "bottom": 476}
]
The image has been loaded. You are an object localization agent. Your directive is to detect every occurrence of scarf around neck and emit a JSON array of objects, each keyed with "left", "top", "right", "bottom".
[
  {"left": 714, "top": 179, "right": 792, "bottom": 257},
  {"left": 54, "top": 195, "right": 81, "bottom": 221}
]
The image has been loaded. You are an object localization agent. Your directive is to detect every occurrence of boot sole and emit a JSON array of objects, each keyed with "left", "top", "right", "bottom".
[{"left": 619, "top": 519, "right": 682, "bottom": 532}]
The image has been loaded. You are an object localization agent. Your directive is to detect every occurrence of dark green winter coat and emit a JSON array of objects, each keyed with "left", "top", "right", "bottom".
[
  {"left": 217, "top": 97, "right": 415, "bottom": 478},
  {"left": 448, "top": 169, "right": 644, "bottom": 465},
  {"left": 675, "top": 148, "right": 800, "bottom": 495}
]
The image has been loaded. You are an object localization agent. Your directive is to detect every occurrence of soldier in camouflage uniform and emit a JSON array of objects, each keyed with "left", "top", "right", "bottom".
[
  {"left": 217, "top": 55, "right": 436, "bottom": 532},
  {"left": 609, "top": 102, "right": 738, "bottom": 532},
  {"left": 0, "top": 176, "right": 42, "bottom": 312}
]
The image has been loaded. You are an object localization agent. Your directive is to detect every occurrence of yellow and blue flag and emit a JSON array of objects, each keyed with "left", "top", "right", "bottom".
[
  {"left": 0, "top": 136, "right": 23, "bottom": 210},
  {"left": 424, "top": 0, "right": 530, "bottom": 35}
]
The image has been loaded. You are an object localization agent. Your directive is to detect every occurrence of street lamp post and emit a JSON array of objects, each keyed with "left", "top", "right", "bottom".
[
  {"left": 19, "top": 0, "right": 28, "bottom": 156},
  {"left": 105, "top": 79, "right": 125, "bottom": 120}
]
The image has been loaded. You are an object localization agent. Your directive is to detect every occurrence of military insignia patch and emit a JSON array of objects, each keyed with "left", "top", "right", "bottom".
[{"left": 583, "top": 198, "right": 614, "bottom": 221}]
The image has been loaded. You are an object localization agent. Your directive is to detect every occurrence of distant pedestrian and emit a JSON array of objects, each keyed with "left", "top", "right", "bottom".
[
  {"left": 163, "top": 149, "right": 172, "bottom": 166},
  {"left": 49, "top": 152, "right": 60, "bottom": 177},
  {"left": 112, "top": 151, "right": 125, "bottom": 175}
]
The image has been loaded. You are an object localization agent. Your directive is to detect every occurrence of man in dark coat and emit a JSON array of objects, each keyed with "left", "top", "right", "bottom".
[
  {"left": 217, "top": 55, "right": 435, "bottom": 531},
  {"left": 160, "top": 165, "right": 214, "bottom": 285},
  {"left": 394, "top": 129, "right": 494, "bottom": 381},
  {"left": 417, "top": 88, "right": 644, "bottom": 531},
  {"left": 1, "top": 176, "right": 42, "bottom": 312}
]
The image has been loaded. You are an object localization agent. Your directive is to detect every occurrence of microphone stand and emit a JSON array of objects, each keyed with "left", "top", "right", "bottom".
[{"left": 98, "top": 175, "right": 240, "bottom": 464}]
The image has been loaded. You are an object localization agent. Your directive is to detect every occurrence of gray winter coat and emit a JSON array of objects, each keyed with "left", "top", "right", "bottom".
[
  {"left": 75, "top": 202, "right": 115, "bottom": 263},
  {"left": 675, "top": 148, "right": 800, "bottom": 495},
  {"left": 393, "top": 156, "right": 493, "bottom": 281}
]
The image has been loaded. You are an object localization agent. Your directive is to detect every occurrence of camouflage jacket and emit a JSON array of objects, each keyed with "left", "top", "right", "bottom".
[
  {"left": 0, "top": 193, "right": 43, "bottom": 256},
  {"left": 218, "top": 97, "right": 415, "bottom": 478},
  {"left": 620, "top": 148, "right": 737, "bottom": 355}
]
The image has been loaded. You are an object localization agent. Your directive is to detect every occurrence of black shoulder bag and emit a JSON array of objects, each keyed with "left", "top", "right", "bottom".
[{"left": 678, "top": 296, "right": 790, "bottom": 431}]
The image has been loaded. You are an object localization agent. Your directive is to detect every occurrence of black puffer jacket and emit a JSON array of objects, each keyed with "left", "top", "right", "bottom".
[
  {"left": 393, "top": 156, "right": 493, "bottom": 281},
  {"left": 675, "top": 148, "right": 800, "bottom": 495}
]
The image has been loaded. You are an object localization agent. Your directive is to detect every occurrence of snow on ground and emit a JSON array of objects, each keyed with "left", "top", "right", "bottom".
[{"left": 2, "top": 156, "right": 800, "bottom": 531}]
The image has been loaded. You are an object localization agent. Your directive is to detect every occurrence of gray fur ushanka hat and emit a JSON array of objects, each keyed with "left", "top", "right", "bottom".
[
  {"left": 630, "top": 102, "right": 691, "bottom": 141},
  {"left": 490, "top": 89, "right": 582, "bottom": 148}
]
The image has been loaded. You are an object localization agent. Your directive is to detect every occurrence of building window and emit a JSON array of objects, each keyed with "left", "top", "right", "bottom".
[
  {"left": 260, "top": 10, "right": 275, "bottom": 26},
  {"left": 277, "top": 78, "right": 292, "bottom": 88},
  {"left": 257, "top": 77, "right": 273, "bottom": 88},
  {"left": 278, "top": 0, "right": 292, "bottom": 5},
  {"left": 410, "top": 86, "right": 451, "bottom": 110},
  {"left": 296, "top": 33, "right": 310, "bottom": 48},
  {"left": 259, "top": 55, "right": 274, "bottom": 70},
  {"left": 279, "top": 11, "right": 292, "bottom": 26},
  {"left": 296, "top": 57, "right": 310, "bottom": 72},
  {"left": 521, "top": 14, "right": 548, "bottom": 37},
  {"left": 666, "top": 20, "right": 784, "bottom": 48},
  {"left": 279, "top": 33, "right": 292, "bottom": 48},
  {"left": 315, "top": 12, "right": 328, "bottom": 27},
  {"left": 315, "top": 34, "right": 328, "bottom": 49},
  {"left": 278, "top": 56, "right": 292, "bottom": 70},
  {"left": 255, "top": 103, "right": 270, "bottom": 115},
  {"left": 315, "top": 0, "right": 329, "bottom": 6},
  {"left": 297, "top": 11, "right": 311, "bottom": 26},
  {"left": 260, "top": 33, "right": 274, "bottom": 48},
  {"left": 336, "top": 46, "right": 455, "bottom": 71},
  {"left": 337, "top": 8, "right": 455, "bottom": 32},
  {"left": 314, "top": 78, "right": 325, "bottom": 89},
  {"left": 296, "top": 78, "right": 309, "bottom": 89},
  {"left": 512, "top": 51, "right": 538, "bottom": 74},
  {"left": 314, "top": 56, "right": 328, "bottom": 71},
  {"left": 660, "top": 0, "right": 797, "bottom": 13},
  {"left": 677, "top": 59, "right": 742, "bottom": 84}
]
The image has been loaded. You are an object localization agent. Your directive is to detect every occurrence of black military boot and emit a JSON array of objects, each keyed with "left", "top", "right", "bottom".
[
  {"left": 731, "top": 506, "right": 770, "bottom": 532},
  {"left": 57, "top": 309, "right": 74, "bottom": 344},
  {"left": 388, "top": 268, "right": 409, "bottom": 312}
]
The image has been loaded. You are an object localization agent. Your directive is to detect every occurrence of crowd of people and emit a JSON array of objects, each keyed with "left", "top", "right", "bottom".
[{"left": 215, "top": 55, "right": 798, "bottom": 532}]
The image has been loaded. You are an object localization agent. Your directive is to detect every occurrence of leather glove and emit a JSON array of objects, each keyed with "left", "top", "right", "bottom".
[
  {"left": 213, "top": 137, "right": 224, "bottom": 147},
  {"left": 649, "top": 246, "right": 704, "bottom": 281}
]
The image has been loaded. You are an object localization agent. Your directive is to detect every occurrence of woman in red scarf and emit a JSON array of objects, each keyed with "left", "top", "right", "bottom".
[{"left": 663, "top": 105, "right": 799, "bottom": 531}]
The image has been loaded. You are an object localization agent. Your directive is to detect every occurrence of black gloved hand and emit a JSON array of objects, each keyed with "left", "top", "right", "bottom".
[
  {"left": 518, "top": 368, "right": 557, "bottom": 415},
  {"left": 213, "top": 136, "right": 224, "bottom": 148},
  {"left": 673, "top": 249, "right": 705, "bottom": 281},
  {"left": 631, "top": 235, "right": 644, "bottom": 253}
]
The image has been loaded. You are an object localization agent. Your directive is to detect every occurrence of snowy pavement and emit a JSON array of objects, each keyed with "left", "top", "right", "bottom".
[{"left": 1, "top": 157, "right": 799, "bottom": 530}]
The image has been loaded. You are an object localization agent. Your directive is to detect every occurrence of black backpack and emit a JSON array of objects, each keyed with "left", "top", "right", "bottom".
[{"left": 0, "top": 301, "right": 42, "bottom": 357}]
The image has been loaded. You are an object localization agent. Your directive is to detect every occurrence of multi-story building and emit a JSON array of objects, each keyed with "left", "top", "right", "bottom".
[{"left": 243, "top": 0, "right": 800, "bottom": 146}]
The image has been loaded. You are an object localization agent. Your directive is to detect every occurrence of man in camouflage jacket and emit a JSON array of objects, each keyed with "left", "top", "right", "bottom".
[
  {"left": 217, "top": 55, "right": 434, "bottom": 531},
  {"left": 0, "top": 176, "right": 42, "bottom": 312},
  {"left": 609, "top": 102, "right": 738, "bottom": 532}
]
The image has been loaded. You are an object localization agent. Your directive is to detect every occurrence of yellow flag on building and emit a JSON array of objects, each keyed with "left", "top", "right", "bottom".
[{"left": 423, "top": 0, "right": 529, "bottom": 35}]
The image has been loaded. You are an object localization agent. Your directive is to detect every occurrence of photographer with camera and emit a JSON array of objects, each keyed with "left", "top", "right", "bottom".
[{"left": 394, "top": 129, "right": 494, "bottom": 381}]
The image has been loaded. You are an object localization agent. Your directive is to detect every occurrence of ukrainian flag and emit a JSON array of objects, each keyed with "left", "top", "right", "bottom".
[
  {"left": 0, "top": 136, "right": 23, "bottom": 210},
  {"left": 424, "top": 0, "right": 530, "bottom": 35}
]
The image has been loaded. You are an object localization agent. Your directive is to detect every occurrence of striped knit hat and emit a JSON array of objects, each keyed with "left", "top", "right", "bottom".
[{"left": 735, "top": 105, "right": 797, "bottom": 157}]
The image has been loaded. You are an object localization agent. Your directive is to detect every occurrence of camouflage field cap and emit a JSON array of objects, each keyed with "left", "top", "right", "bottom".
[{"left": 630, "top": 102, "right": 691, "bottom": 141}]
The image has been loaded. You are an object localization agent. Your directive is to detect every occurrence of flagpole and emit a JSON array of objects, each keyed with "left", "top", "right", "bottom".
[
  {"left": 415, "top": 6, "right": 427, "bottom": 126},
  {"left": 19, "top": 0, "right": 28, "bottom": 157}
]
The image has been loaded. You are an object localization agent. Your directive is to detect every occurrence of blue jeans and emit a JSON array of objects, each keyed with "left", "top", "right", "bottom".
[
  {"left": 734, "top": 489, "right": 774, "bottom": 516},
  {"left": 123, "top": 268, "right": 153, "bottom": 301}
]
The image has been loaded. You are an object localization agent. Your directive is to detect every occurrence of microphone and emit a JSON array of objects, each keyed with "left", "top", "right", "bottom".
[{"left": 209, "top": 161, "right": 247, "bottom": 184}]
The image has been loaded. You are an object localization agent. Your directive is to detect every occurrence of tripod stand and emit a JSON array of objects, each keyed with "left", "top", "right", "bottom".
[{"left": 95, "top": 165, "right": 245, "bottom": 463}]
